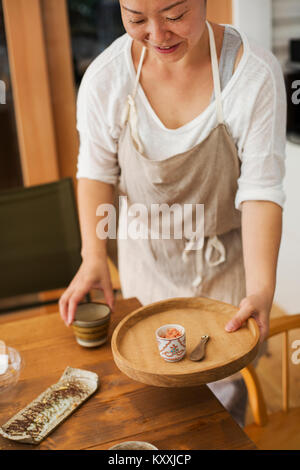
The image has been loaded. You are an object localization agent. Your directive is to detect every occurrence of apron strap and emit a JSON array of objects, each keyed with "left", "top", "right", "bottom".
[
  {"left": 206, "top": 20, "right": 224, "bottom": 125},
  {"left": 120, "top": 46, "right": 147, "bottom": 151},
  {"left": 132, "top": 46, "right": 147, "bottom": 100},
  {"left": 121, "top": 22, "right": 224, "bottom": 146}
]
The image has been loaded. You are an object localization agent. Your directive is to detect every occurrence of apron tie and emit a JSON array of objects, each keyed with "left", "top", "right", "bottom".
[
  {"left": 182, "top": 234, "right": 226, "bottom": 288},
  {"left": 121, "top": 94, "right": 144, "bottom": 154}
]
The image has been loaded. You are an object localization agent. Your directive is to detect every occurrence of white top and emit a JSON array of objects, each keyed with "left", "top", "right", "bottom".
[{"left": 76, "top": 24, "right": 287, "bottom": 211}]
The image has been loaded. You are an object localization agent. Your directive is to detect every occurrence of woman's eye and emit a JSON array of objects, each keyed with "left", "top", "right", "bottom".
[
  {"left": 129, "top": 19, "right": 145, "bottom": 24},
  {"left": 129, "top": 11, "right": 187, "bottom": 25},
  {"left": 166, "top": 13, "right": 186, "bottom": 22}
]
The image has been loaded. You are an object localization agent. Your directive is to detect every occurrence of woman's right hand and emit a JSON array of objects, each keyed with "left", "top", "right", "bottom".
[{"left": 59, "top": 255, "right": 115, "bottom": 326}]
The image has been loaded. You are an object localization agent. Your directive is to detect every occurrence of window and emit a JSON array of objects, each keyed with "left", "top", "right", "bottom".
[
  {"left": 0, "top": 1, "right": 23, "bottom": 190},
  {"left": 67, "top": 0, "right": 125, "bottom": 86}
]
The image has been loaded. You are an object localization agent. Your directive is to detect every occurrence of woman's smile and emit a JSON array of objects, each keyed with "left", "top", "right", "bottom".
[{"left": 153, "top": 42, "right": 182, "bottom": 54}]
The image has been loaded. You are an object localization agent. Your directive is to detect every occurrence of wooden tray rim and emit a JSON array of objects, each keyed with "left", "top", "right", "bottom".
[{"left": 112, "top": 297, "right": 260, "bottom": 378}]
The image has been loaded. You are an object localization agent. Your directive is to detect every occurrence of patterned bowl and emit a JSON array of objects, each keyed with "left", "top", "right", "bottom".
[{"left": 155, "top": 324, "right": 186, "bottom": 362}]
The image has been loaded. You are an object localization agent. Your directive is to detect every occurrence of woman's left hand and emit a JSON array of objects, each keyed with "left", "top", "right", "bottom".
[{"left": 225, "top": 291, "right": 273, "bottom": 343}]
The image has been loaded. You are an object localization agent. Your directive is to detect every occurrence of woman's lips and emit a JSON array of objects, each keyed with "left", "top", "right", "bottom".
[{"left": 154, "top": 43, "right": 181, "bottom": 54}]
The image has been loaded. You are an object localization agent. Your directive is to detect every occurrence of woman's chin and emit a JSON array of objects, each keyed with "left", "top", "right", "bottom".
[{"left": 152, "top": 43, "right": 189, "bottom": 63}]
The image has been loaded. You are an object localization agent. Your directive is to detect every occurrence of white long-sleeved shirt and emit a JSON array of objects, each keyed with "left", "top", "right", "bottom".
[{"left": 76, "top": 24, "right": 287, "bottom": 211}]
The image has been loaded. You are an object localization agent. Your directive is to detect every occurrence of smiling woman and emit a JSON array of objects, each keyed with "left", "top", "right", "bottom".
[{"left": 60, "top": 0, "right": 287, "bottom": 430}]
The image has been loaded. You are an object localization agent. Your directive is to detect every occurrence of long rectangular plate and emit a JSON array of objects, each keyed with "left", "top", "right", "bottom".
[{"left": 0, "top": 367, "right": 99, "bottom": 445}]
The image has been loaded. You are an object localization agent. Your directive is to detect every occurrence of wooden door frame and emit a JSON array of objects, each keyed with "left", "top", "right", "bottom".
[
  {"left": 207, "top": 0, "right": 233, "bottom": 25},
  {"left": 41, "top": 0, "right": 79, "bottom": 183},
  {"left": 2, "top": 0, "right": 59, "bottom": 186},
  {"left": 3, "top": 0, "right": 78, "bottom": 187}
]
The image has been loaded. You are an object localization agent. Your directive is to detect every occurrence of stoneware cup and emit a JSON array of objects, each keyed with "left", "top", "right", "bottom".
[
  {"left": 155, "top": 324, "right": 186, "bottom": 362},
  {"left": 72, "top": 302, "right": 111, "bottom": 348},
  {"left": 109, "top": 441, "right": 158, "bottom": 450}
]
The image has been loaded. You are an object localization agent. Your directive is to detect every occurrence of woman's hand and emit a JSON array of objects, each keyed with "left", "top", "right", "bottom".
[
  {"left": 59, "top": 255, "right": 115, "bottom": 326},
  {"left": 225, "top": 290, "right": 273, "bottom": 343}
]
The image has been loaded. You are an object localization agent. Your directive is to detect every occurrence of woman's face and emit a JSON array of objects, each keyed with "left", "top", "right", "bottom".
[{"left": 119, "top": 0, "right": 207, "bottom": 63}]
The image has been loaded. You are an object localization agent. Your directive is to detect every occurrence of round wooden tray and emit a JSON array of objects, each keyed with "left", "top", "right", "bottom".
[{"left": 112, "top": 297, "right": 260, "bottom": 387}]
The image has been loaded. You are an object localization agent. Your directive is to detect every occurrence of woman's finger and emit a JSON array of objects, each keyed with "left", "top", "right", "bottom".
[
  {"left": 258, "top": 323, "right": 269, "bottom": 343},
  {"left": 67, "top": 288, "right": 89, "bottom": 326},
  {"left": 59, "top": 288, "right": 75, "bottom": 325},
  {"left": 225, "top": 302, "right": 255, "bottom": 332},
  {"left": 252, "top": 312, "right": 269, "bottom": 343}
]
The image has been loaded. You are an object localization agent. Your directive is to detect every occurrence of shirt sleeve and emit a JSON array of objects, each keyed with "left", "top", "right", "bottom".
[
  {"left": 235, "top": 53, "right": 287, "bottom": 212},
  {"left": 75, "top": 75, "right": 120, "bottom": 185}
]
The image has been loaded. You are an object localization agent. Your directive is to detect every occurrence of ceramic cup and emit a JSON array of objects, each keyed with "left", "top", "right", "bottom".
[
  {"left": 155, "top": 324, "right": 186, "bottom": 362},
  {"left": 109, "top": 441, "right": 158, "bottom": 450},
  {"left": 72, "top": 302, "right": 111, "bottom": 348}
]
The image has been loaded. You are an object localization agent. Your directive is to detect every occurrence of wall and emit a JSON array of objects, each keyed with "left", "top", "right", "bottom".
[
  {"left": 272, "top": 1, "right": 300, "bottom": 313},
  {"left": 273, "top": 0, "right": 300, "bottom": 66},
  {"left": 233, "top": 0, "right": 300, "bottom": 314},
  {"left": 275, "top": 142, "right": 300, "bottom": 314},
  {"left": 232, "top": 0, "right": 272, "bottom": 50}
]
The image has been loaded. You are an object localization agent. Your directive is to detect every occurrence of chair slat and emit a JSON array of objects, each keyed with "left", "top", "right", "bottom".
[
  {"left": 241, "top": 365, "right": 268, "bottom": 426},
  {"left": 282, "top": 331, "right": 289, "bottom": 412}
]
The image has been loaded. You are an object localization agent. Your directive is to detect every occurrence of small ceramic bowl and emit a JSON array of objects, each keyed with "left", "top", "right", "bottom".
[
  {"left": 109, "top": 441, "right": 158, "bottom": 450},
  {"left": 72, "top": 302, "right": 111, "bottom": 348},
  {"left": 155, "top": 324, "right": 186, "bottom": 362}
]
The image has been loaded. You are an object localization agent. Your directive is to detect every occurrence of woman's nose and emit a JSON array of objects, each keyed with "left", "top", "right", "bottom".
[{"left": 145, "top": 20, "right": 172, "bottom": 45}]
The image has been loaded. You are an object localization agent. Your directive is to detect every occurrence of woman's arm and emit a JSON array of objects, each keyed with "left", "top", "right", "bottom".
[
  {"left": 226, "top": 45, "right": 287, "bottom": 341},
  {"left": 242, "top": 200, "right": 282, "bottom": 298},
  {"left": 78, "top": 178, "right": 115, "bottom": 259},
  {"left": 59, "top": 178, "right": 116, "bottom": 325},
  {"left": 225, "top": 200, "right": 283, "bottom": 341}
]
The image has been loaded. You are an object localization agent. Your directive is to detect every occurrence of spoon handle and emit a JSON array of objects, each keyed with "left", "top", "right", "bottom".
[{"left": 189, "top": 335, "right": 210, "bottom": 362}]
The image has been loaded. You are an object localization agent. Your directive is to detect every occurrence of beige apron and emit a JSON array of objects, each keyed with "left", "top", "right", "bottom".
[{"left": 117, "top": 20, "right": 246, "bottom": 308}]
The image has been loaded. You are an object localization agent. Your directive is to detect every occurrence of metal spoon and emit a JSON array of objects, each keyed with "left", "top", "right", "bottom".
[{"left": 189, "top": 335, "right": 210, "bottom": 361}]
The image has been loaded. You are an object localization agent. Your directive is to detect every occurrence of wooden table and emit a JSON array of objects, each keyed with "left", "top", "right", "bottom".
[{"left": 0, "top": 298, "right": 256, "bottom": 450}]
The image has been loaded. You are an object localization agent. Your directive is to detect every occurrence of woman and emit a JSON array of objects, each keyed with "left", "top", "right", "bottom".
[{"left": 59, "top": 0, "right": 286, "bottom": 427}]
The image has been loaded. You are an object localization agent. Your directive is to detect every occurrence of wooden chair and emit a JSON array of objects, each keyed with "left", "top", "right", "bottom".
[
  {"left": 0, "top": 178, "right": 121, "bottom": 313},
  {"left": 241, "top": 314, "right": 300, "bottom": 450},
  {"left": 107, "top": 257, "right": 121, "bottom": 291}
]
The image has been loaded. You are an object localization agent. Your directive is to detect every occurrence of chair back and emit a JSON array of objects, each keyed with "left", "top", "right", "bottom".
[
  {"left": 0, "top": 178, "right": 82, "bottom": 302},
  {"left": 241, "top": 314, "right": 300, "bottom": 426}
]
